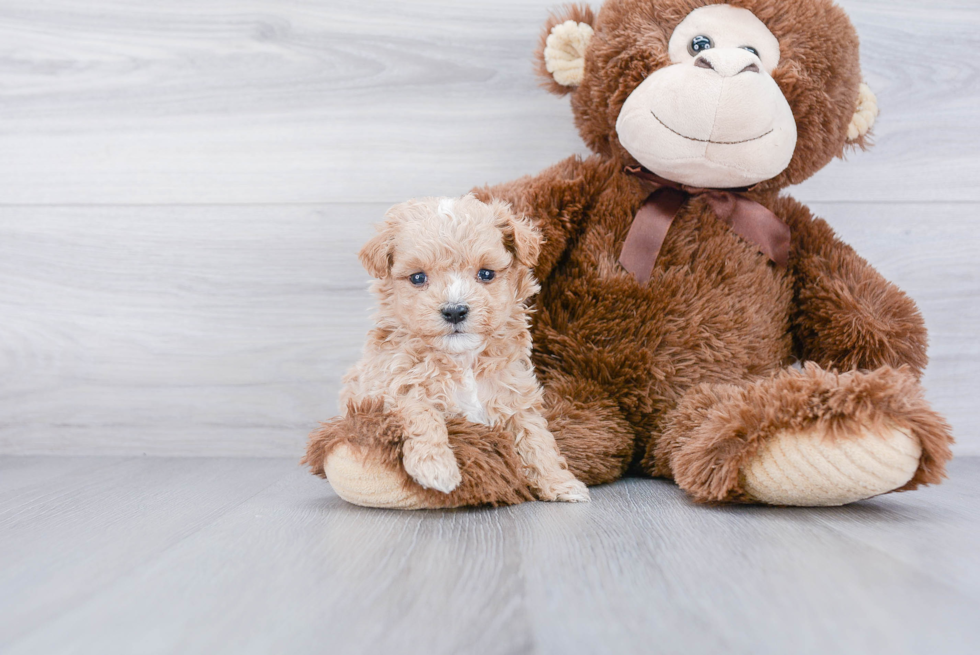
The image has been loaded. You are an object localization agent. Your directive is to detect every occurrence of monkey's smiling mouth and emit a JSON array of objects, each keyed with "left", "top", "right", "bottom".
[{"left": 651, "top": 111, "right": 773, "bottom": 145}]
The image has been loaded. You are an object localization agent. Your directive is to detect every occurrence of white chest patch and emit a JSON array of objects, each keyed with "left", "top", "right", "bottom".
[{"left": 452, "top": 366, "right": 489, "bottom": 425}]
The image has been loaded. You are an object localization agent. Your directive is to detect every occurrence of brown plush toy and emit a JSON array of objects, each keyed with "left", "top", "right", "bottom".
[{"left": 305, "top": 0, "right": 954, "bottom": 508}]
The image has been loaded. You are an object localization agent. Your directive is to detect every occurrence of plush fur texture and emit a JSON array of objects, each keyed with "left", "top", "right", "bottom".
[
  {"left": 303, "top": 399, "right": 536, "bottom": 508},
  {"left": 551, "top": 0, "right": 870, "bottom": 194},
  {"left": 315, "top": 0, "right": 954, "bottom": 508},
  {"left": 615, "top": 5, "right": 799, "bottom": 188},
  {"left": 648, "top": 363, "right": 952, "bottom": 503}
]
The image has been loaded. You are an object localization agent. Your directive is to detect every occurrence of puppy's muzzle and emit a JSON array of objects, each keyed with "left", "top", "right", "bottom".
[{"left": 441, "top": 303, "right": 469, "bottom": 325}]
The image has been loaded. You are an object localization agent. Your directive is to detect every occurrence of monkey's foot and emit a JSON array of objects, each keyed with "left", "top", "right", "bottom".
[{"left": 740, "top": 425, "right": 921, "bottom": 506}]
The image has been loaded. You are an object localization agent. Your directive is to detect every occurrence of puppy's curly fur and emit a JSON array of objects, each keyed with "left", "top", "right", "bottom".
[{"left": 307, "top": 195, "right": 589, "bottom": 503}]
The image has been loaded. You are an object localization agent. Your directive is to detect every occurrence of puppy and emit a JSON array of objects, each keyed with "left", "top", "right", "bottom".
[{"left": 339, "top": 195, "right": 589, "bottom": 502}]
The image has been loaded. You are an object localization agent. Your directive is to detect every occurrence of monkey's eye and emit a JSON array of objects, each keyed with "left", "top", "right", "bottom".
[
  {"left": 409, "top": 272, "right": 427, "bottom": 286},
  {"left": 742, "top": 46, "right": 759, "bottom": 57},
  {"left": 477, "top": 269, "right": 496, "bottom": 282},
  {"left": 688, "top": 35, "right": 713, "bottom": 56}
]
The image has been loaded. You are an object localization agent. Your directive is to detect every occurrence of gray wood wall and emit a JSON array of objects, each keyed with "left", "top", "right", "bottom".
[{"left": 1, "top": 0, "right": 978, "bottom": 456}]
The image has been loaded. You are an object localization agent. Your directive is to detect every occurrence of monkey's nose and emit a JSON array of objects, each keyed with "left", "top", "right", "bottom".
[
  {"left": 441, "top": 304, "right": 469, "bottom": 325},
  {"left": 694, "top": 49, "right": 761, "bottom": 78}
]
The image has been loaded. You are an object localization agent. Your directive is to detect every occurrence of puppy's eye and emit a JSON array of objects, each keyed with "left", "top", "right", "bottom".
[
  {"left": 742, "top": 46, "right": 759, "bottom": 57},
  {"left": 477, "top": 269, "right": 495, "bottom": 282},
  {"left": 688, "top": 35, "right": 713, "bottom": 56},
  {"left": 409, "top": 272, "right": 427, "bottom": 286}
]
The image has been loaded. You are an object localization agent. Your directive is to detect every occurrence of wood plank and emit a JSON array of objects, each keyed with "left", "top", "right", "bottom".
[
  {"left": 1, "top": 202, "right": 976, "bottom": 456},
  {"left": 0, "top": 0, "right": 977, "bottom": 204},
  {"left": 3, "top": 457, "right": 978, "bottom": 655},
  {"left": 0, "top": 205, "right": 381, "bottom": 457},
  {"left": 0, "top": 456, "right": 297, "bottom": 649},
  {"left": 514, "top": 468, "right": 980, "bottom": 654},
  {"left": 811, "top": 458, "right": 980, "bottom": 603},
  {"left": 793, "top": 0, "right": 980, "bottom": 203},
  {"left": 3, "top": 459, "right": 531, "bottom": 655},
  {"left": 0, "top": 456, "right": 130, "bottom": 498}
]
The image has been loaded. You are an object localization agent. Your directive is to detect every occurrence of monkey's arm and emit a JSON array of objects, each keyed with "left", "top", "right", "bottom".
[
  {"left": 472, "top": 154, "right": 608, "bottom": 282},
  {"left": 779, "top": 197, "right": 928, "bottom": 376}
]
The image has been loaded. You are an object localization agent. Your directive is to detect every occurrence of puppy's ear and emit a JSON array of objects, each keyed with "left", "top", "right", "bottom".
[
  {"left": 358, "top": 230, "right": 392, "bottom": 279},
  {"left": 358, "top": 207, "right": 403, "bottom": 279},
  {"left": 494, "top": 201, "right": 542, "bottom": 268}
]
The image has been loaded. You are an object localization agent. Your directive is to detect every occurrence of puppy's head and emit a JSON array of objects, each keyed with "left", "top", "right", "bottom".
[{"left": 360, "top": 195, "right": 541, "bottom": 353}]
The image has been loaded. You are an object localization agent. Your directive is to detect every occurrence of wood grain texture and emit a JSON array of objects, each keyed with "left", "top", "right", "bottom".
[
  {"left": 0, "top": 205, "right": 379, "bottom": 456},
  {"left": 1, "top": 456, "right": 978, "bottom": 654},
  {"left": 1, "top": 201, "right": 977, "bottom": 456},
  {"left": 0, "top": 456, "right": 299, "bottom": 650},
  {"left": 1, "top": 1, "right": 977, "bottom": 457},
  {"left": 1, "top": 3, "right": 976, "bottom": 651},
  {"left": 0, "top": 0, "right": 978, "bottom": 204}
]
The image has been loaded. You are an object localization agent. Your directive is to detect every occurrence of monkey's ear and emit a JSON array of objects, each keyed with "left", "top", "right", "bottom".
[
  {"left": 846, "top": 83, "right": 879, "bottom": 145},
  {"left": 535, "top": 4, "right": 596, "bottom": 95},
  {"left": 494, "top": 201, "right": 542, "bottom": 268}
]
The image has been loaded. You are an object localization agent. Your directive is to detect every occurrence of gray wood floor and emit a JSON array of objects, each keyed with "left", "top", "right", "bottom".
[{"left": 2, "top": 455, "right": 978, "bottom": 655}]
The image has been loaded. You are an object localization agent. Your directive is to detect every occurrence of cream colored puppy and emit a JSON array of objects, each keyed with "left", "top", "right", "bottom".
[{"left": 340, "top": 195, "right": 589, "bottom": 502}]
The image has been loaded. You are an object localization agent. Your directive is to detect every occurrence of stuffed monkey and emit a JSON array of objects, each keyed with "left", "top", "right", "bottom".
[{"left": 307, "top": 0, "right": 953, "bottom": 508}]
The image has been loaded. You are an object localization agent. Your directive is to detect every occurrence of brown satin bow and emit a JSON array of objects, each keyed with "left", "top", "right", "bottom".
[{"left": 619, "top": 166, "right": 791, "bottom": 284}]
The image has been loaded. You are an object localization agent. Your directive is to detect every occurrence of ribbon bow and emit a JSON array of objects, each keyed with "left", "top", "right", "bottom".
[{"left": 619, "top": 166, "right": 791, "bottom": 284}]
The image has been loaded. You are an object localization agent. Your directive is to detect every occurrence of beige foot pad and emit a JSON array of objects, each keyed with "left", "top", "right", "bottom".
[
  {"left": 324, "top": 444, "right": 427, "bottom": 510},
  {"left": 740, "top": 425, "right": 922, "bottom": 506}
]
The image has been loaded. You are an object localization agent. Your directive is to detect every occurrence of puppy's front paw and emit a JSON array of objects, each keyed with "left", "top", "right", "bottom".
[
  {"left": 402, "top": 441, "right": 462, "bottom": 494},
  {"left": 536, "top": 472, "right": 590, "bottom": 503}
]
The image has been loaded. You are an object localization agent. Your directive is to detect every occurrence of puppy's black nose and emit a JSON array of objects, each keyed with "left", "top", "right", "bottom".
[{"left": 441, "top": 304, "right": 469, "bottom": 324}]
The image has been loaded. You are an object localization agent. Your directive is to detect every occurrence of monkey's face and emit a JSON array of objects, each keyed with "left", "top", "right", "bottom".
[
  {"left": 537, "top": 0, "right": 876, "bottom": 192},
  {"left": 614, "top": 5, "right": 796, "bottom": 189}
]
